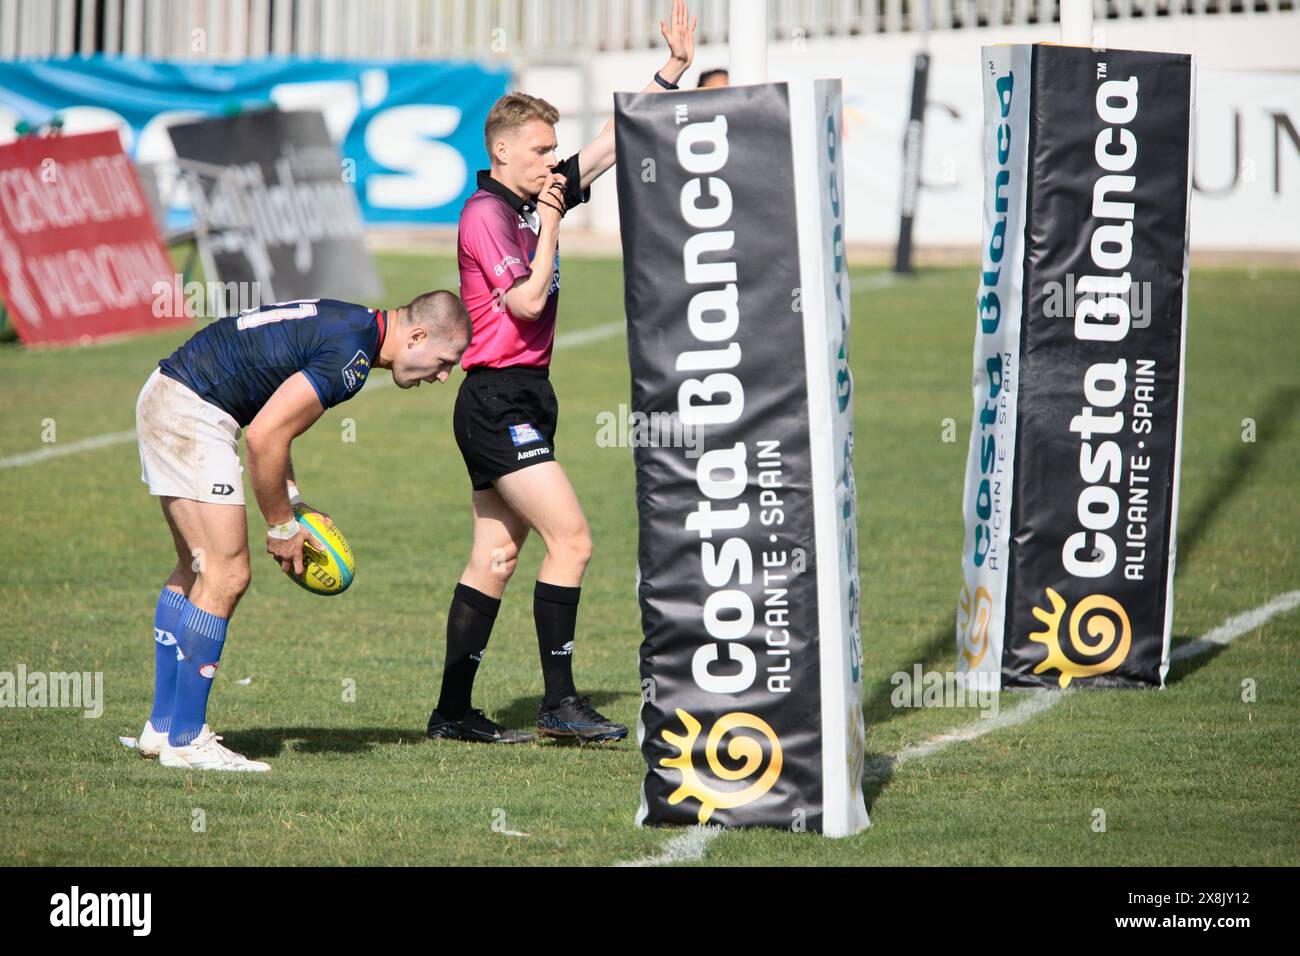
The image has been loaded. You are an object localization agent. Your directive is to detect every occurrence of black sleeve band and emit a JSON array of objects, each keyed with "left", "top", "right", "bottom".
[{"left": 553, "top": 153, "right": 591, "bottom": 208}]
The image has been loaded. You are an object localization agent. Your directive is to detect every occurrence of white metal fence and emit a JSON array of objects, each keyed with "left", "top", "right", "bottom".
[{"left": 0, "top": 0, "right": 1295, "bottom": 60}]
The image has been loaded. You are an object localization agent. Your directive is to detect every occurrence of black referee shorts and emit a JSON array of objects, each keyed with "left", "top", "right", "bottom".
[{"left": 453, "top": 366, "right": 559, "bottom": 491}]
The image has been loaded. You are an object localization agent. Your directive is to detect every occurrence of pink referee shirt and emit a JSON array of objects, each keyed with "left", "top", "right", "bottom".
[{"left": 457, "top": 157, "right": 589, "bottom": 370}]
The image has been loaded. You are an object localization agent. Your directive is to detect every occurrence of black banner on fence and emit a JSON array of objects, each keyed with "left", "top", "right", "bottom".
[{"left": 168, "top": 109, "right": 380, "bottom": 313}]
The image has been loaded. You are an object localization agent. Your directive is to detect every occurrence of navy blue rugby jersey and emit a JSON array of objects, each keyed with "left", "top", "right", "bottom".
[{"left": 158, "top": 299, "right": 387, "bottom": 427}]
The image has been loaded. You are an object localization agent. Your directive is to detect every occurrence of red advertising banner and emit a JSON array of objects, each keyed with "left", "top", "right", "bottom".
[{"left": 0, "top": 130, "right": 184, "bottom": 346}]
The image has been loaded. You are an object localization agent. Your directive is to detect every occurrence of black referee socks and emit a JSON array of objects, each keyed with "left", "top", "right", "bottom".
[
  {"left": 436, "top": 583, "right": 501, "bottom": 720},
  {"left": 534, "top": 581, "right": 581, "bottom": 709}
]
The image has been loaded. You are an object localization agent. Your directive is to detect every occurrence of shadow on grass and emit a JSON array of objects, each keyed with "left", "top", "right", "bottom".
[
  {"left": 1166, "top": 637, "right": 1228, "bottom": 683},
  {"left": 860, "top": 748, "right": 901, "bottom": 813},
  {"left": 1174, "top": 386, "right": 1300, "bottom": 566},
  {"left": 855, "top": 618, "right": 953, "bottom": 812},
  {"left": 216, "top": 688, "right": 638, "bottom": 758},
  {"left": 861, "top": 617, "right": 954, "bottom": 729},
  {"left": 218, "top": 726, "right": 426, "bottom": 759}
]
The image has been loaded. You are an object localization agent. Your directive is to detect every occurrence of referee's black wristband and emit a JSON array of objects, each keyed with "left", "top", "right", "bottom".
[{"left": 653, "top": 71, "right": 679, "bottom": 90}]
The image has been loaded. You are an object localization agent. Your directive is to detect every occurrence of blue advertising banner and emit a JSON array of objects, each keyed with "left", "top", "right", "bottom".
[{"left": 0, "top": 57, "right": 509, "bottom": 225}]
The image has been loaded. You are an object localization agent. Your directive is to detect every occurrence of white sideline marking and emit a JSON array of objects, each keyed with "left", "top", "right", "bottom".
[
  {"left": 553, "top": 319, "right": 625, "bottom": 348},
  {"left": 0, "top": 429, "right": 137, "bottom": 470},
  {"left": 617, "top": 590, "right": 1299, "bottom": 865},
  {"left": 0, "top": 320, "right": 629, "bottom": 471},
  {"left": 1170, "top": 590, "right": 1300, "bottom": 661},
  {"left": 613, "top": 825, "right": 723, "bottom": 868},
  {"left": 862, "top": 690, "right": 1064, "bottom": 782}
]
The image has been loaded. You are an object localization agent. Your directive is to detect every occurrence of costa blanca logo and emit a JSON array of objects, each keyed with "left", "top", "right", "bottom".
[
  {"left": 1028, "top": 588, "right": 1132, "bottom": 687},
  {"left": 659, "top": 709, "right": 782, "bottom": 823},
  {"left": 0, "top": 666, "right": 103, "bottom": 718},
  {"left": 341, "top": 349, "right": 370, "bottom": 392},
  {"left": 846, "top": 701, "right": 865, "bottom": 782},
  {"left": 957, "top": 581, "right": 994, "bottom": 669},
  {"left": 49, "top": 886, "right": 151, "bottom": 936}
]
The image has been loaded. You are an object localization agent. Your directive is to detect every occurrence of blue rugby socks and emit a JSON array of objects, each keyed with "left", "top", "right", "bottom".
[
  {"left": 168, "top": 604, "right": 228, "bottom": 747},
  {"left": 148, "top": 587, "right": 189, "bottom": 735}
]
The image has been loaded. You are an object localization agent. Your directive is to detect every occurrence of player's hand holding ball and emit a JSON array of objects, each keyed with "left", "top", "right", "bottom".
[
  {"left": 268, "top": 507, "right": 355, "bottom": 596},
  {"left": 266, "top": 517, "right": 318, "bottom": 576}
]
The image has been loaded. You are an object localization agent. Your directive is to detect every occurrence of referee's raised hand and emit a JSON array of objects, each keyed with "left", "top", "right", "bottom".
[{"left": 537, "top": 171, "right": 567, "bottom": 229}]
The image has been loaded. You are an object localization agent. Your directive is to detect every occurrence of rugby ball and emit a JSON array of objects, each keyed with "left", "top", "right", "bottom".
[{"left": 287, "top": 506, "right": 355, "bottom": 596}]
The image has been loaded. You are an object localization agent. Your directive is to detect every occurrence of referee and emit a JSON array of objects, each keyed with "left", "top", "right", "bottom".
[{"left": 428, "top": 0, "right": 698, "bottom": 744}]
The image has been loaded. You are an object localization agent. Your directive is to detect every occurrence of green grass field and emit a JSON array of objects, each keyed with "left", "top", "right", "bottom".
[{"left": 1, "top": 255, "right": 1297, "bottom": 866}]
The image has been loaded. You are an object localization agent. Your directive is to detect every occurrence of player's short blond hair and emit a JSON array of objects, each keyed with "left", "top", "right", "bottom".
[{"left": 484, "top": 92, "right": 560, "bottom": 157}]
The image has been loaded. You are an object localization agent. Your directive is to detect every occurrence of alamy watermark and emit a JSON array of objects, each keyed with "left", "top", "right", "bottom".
[
  {"left": 890, "top": 666, "right": 999, "bottom": 718},
  {"left": 595, "top": 403, "right": 702, "bottom": 458},
  {"left": 152, "top": 275, "right": 263, "bottom": 320},
  {"left": 1042, "top": 274, "right": 1152, "bottom": 330},
  {"left": 49, "top": 886, "right": 150, "bottom": 936},
  {"left": 0, "top": 665, "right": 103, "bottom": 718}
]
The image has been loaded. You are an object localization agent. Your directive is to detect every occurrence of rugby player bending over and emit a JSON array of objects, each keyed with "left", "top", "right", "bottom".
[{"left": 136, "top": 293, "right": 469, "bottom": 771}]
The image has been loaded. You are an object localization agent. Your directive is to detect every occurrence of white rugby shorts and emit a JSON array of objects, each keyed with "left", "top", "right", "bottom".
[{"left": 136, "top": 368, "right": 245, "bottom": 505}]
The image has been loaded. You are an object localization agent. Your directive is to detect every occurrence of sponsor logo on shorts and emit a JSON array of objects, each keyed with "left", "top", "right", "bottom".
[
  {"left": 517, "top": 446, "right": 551, "bottom": 461},
  {"left": 509, "top": 423, "right": 544, "bottom": 447},
  {"left": 210, "top": 483, "right": 235, "bottom": 496},
  {"left": 342, "top": 349, "right": 370, "bottom": 392}
]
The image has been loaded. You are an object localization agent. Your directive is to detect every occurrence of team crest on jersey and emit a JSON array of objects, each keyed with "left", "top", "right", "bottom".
[
  {"left": 342, "top": 350, "right": 370, "bottom": 392},
  {"left": 509, "top": 423, "right": 544, "bottom": 447}
]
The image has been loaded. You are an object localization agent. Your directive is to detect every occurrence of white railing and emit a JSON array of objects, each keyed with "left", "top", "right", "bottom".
[{"left": 0, "top": 0, "right": 1294, "bottom": 60}]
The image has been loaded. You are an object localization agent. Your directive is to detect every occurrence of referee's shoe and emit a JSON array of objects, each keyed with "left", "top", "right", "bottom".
[
  {"left": 537, "top": 694, "right": 628, "bottom": 742},
  {"left": 427, "top": 708, "right": 535, "bottom": 744}
]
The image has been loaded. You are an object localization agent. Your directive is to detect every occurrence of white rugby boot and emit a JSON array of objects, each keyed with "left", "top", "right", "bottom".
[
  {"left": 137, "top": 719, "right": 169, "bottom": 758},
  {"left": 159, "top": 725, "right": 271, "bottom": 772}
]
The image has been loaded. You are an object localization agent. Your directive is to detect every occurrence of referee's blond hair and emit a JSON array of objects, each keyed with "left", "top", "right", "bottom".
[{"left": 484, "top": 92, "right": 560, "bottom": 156}]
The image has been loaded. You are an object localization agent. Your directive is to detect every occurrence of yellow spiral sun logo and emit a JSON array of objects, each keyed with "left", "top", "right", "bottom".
[
  {"left": 1027, "top": 588, "right": 1132, "bottom": 688},
  {"left": 659, "top": 709, "right": 783, "bottom": 823},
  {"left": 846, "top": 700, "right": 866, "bottom": 784},
  {"left": 958, "top": 581, "right": 993, "bottom": 669}
]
